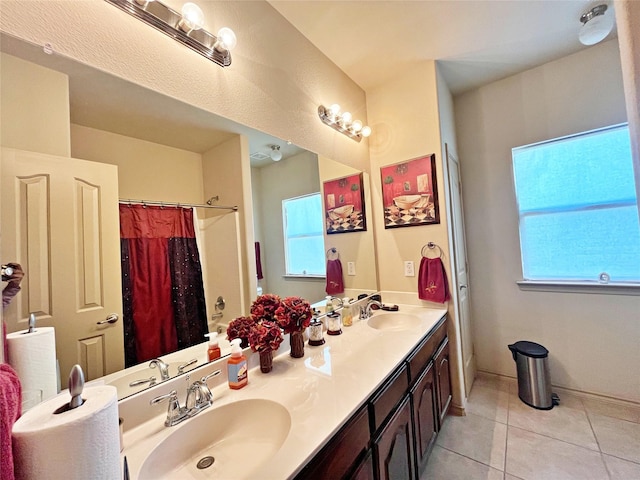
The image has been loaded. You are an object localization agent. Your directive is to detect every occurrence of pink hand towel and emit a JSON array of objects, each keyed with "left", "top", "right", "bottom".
[
  {"left": 0, "top": 363, "right": 22, "bottom": 480},
  {"left": 418, "top": 257, "right": 451, "bottom": 303},
  {"left": 325, "top": 259, "right": 344, "bottom": 295}
]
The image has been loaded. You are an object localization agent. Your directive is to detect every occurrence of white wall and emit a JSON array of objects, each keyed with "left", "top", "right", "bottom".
[{"left": 455, "top": 40, "right": 640, "bottom": 402}]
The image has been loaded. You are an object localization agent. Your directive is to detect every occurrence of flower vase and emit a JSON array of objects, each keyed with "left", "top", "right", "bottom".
[
  {"left": 259, "top": 349, "right": 273, "bottom": 373},
  {"left": 290, "top": 330, "right": 305, "bottom": 358}
]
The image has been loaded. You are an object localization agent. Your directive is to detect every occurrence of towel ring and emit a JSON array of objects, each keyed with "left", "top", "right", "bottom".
[
  {"left": 326, "top": 247, "right": 339, "bottom": 260},
  {"left": 421, "top": 242, "right": 443, "bottom": 259}
]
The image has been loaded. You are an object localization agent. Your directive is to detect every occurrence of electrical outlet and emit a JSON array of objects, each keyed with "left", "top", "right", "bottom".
[
  {"left": 347, "top": 262, "right": 356, "bottom": 276},
  {"left": 404, "top": 261, "right": 415, "bottom": 277}
]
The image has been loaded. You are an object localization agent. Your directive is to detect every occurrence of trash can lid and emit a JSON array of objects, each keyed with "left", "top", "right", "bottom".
[{"left": 508, "top": 341, "right": 549, "bottom": 358}]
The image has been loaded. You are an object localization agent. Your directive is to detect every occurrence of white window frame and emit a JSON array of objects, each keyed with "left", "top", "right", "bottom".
[
  {"left": 512, "top": 123, "right": 640, "bottom": 295},
  {"left": 282, "top": 192, "right": 326, "bottom": 278}
]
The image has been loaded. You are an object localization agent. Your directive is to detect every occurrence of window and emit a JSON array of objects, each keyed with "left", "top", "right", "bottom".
[
  {"left": 282, "top": 193, "right": 325, "bottom": 276},
  {"left": 512, "top": 124, "right": 640, "bottom": 284}
]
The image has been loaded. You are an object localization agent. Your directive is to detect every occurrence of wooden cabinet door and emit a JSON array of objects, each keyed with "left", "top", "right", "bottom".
[
  {"left": 350, "top": 450, "right": 375, "bottom": 480},
  {"left": 374, "top": 396, "right": 416, "bottom": 480},
  {"left": 411, "top": 361, "right": 437, "bottom": 473},
  {"left": 435, "top": 337, "right": 452, "bottom": 427}
]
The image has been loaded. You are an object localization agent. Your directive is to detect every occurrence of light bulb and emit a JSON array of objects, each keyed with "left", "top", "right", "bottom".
[
  {"left": 270, "top": 145, "right": 282, "bottom": 161},
  {"left": 361, "top": 126, "right": 372, "bottom": 137},
  {"left": 179, "top": 2, "right": 205, "bottom": 32},
  {"left": 341, "top": 111, "right": 352, "bottom": 125},
  {"left": 351, "top": 120, "right": 363, "bottom": 133},
  {"left": 328, "top": 104, "right": 341, "bottom": 120},
  {"left": 214, "top": 27, "right": 237, "bottom": 52}
]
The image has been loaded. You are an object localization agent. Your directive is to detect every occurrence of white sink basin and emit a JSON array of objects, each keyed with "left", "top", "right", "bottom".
[
  {"left": 368, "top": 312, "right": 422, "bottom": 331},
  {"left": 138, "top": 399, "right": 291, "bottom": 479}
]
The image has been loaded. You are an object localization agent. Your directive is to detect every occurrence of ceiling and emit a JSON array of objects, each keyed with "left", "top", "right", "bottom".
[{"left": 269, "top": 0, "right": 616, "bottom": 94}]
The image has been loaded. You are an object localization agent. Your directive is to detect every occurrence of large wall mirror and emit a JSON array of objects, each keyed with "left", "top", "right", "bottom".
[{"left": 0, "top": 33, "right": 378, "bottom": 401}]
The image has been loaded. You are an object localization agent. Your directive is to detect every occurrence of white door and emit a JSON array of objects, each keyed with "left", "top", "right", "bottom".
[
  {"left": 446, "top": 146, "right": 476, "bottom": 396},
  {"left": 1, "top": 148, "right": 124, "bottom": 387}
]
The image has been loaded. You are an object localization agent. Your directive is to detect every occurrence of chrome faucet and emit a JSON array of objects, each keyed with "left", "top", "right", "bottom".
[
  {"left": 151, "top": 370, "right": 222, "bottom": 427},
  {"left": 185, "top": 370, "right": 221, "bottom": 415},
  {"left": 177, "top": 358, "right": 198, "bottom": 374},
  {"left": 361, "top": 299, "right": 383, "bottom": 320},
  {"left": 149, "top": 358, "right": 171, "bottom": 380},
  {"left": 149, "top": 390, "right": 188, "bottom": 427}
]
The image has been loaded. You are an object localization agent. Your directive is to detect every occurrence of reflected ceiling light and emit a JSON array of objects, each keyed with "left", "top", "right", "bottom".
[
  {"left": 270, "top": 145, "right": 283, "bottom": 161},
  {"left": 579, "top": 4, "right": 614, "bottom": 46},
  {"left": 105, "top": 0, "right": 236, "bottom": 67},
  {"left": 317, "top": 104, "right": 372, "bottom": 142}
]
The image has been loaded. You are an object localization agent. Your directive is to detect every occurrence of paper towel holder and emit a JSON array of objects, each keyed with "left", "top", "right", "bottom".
[{"left": 54, "top": 364, "right": 85, "bottom": 414}]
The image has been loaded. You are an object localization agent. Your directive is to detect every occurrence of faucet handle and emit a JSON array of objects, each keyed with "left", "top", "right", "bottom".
[
  {"left": 150, "top": 390, "right": 187, "bottom": 427},
  {"left": 201, "top": 370, "right": 221, "bottom": 384}
]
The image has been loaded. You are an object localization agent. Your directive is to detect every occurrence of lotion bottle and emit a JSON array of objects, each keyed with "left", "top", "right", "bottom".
[
  {"left": 205, "top": 332, "right": 221, "bottom": 361},
  {"left": 227, "top": 338, "right": 248, "bottom": 389},
  {"left": 342, "top": 297, "right": 353, "bottom": 326}
]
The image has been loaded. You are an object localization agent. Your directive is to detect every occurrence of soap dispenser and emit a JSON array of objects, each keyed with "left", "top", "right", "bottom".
[
  {"left": 205, "top": 332, "right": 221, "bottom": 361},
  {"left": 227, "top": 338, "right": 248, "bottom": 390},
  {"left": 342, "top": 297, "right": 353, "bottom": 326}
]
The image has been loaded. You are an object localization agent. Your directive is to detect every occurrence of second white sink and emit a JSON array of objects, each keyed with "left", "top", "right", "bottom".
[
  {"left": 367, "top": 312, "right": 422, "bottom": 331},
  {"left": 138, "top": 399, "right": 291, "bottom": 479}
]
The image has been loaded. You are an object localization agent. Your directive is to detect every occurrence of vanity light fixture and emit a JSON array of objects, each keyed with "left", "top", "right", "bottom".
[
  {"left": 270, "top": 145, "right": 283, "bottom": 162},
  {"left": 105, "top": 0, "right": 237, "bottom": 67},
  {"left": 579, "top": 4, "right": 614, "bottom": 46},
  {"left": 318, "top": 104, "right": 371, "bottom": 142}
]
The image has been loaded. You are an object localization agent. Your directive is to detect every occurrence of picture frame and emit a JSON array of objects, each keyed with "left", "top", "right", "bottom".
[
  {"left": 323, "top": 172, "right": 367, "bottom": 234},
  {"left": 380, "top": 154, "right": 440, "bottom": 228}
]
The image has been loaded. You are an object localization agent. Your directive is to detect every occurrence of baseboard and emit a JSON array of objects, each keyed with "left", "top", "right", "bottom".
[
  {"left": 448, "top": 403, "right": 466, "bottom": 416},
  {"left": 476, "top": 370, "right": 640, "bottom": 408}
]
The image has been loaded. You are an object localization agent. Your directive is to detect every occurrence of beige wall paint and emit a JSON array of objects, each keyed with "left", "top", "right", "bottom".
[
  {"left": 367, "top": 61, "right": 451, "bottom": 296},
  {"left": 71, "top": 124, "right": 204, "bottom": 203},
  {"left": 253, "top": 151, "right": 325, "bottom": 302},
  {"left": 202, "top": 135, "right": 254, "bottom": 313},
  {"left": 0, "top": 1, "right": 370, "bottom": 173},
  {"left": 455, "top": 40, "right": 640, "bottom": 402},
  {"left": 1, "top": 53, "right": 70, "bottom": 156},
  {"left": 318, "top": 156, "right": 378, "bottom": 294}
]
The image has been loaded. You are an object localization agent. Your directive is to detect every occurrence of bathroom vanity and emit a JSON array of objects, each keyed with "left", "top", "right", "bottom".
[{"left": 118, "top": 304, "right": 449, "bottom": 479}]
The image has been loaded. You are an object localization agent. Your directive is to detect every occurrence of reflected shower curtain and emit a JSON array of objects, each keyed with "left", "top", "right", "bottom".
[{"left": 120, "top": 205, "right": 208, "bottom": 367}]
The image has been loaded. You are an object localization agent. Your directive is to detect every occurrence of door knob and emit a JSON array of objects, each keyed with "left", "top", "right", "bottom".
[{"left": 97, "top": 313, "right": 119, "bottom": 325}]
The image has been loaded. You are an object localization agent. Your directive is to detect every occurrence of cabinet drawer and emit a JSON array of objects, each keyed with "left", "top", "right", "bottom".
[
  {"left": 406, "top": 316, "right": 447, "bottom": 386},
  {"left": 369, "top": 363, "right": 409, "bottom": 434}
]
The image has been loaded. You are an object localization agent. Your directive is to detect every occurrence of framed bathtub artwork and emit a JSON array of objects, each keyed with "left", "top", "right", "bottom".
[
  {"left": 323, "top": 173, "right": 367, "bottom": 234},
  {"left": 380, "top": 154, "right": 440, "bottom": 228}
]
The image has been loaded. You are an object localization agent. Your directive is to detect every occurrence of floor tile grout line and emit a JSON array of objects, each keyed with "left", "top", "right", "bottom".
[
  {"left": 436, "top": 444, "right": 505, "bottom": 473},
  {"left": 506, "top": 423, "right": 603, "bottom": 454},
  {"left": 584, "top": 406, "right": 614, "bottom": 480}
]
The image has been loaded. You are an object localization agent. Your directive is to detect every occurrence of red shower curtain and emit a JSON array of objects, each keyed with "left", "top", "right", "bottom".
[{"left": 120, "top": 205, "right": 208, "bottom": 366}]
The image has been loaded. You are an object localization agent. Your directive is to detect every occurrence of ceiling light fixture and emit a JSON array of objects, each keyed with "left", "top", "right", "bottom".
[
  {"left": 105, "top": 0, "right": 236, "bottom": 67},
  {"left": 579, "top": 4, "right": 614, "bottom": 46},
  {"left": 318, "top": 104, "right": 371, "bottom": 142},
  {"left": 270, "top": 145, "right": 282, "bottom": 161}
]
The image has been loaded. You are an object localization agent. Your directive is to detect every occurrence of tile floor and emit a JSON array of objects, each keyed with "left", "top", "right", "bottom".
[{"left": 422, "top": 373, "right": 640, "bottom": 480}]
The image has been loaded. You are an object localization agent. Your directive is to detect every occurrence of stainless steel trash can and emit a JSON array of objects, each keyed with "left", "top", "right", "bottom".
[{"left": 508, "top": 341, "right": 559, "bottom": 410}]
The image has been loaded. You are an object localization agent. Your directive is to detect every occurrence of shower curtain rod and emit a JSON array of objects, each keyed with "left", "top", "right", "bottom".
[{"left": 119, "top": 198, "right": 238, "bottom": 211}]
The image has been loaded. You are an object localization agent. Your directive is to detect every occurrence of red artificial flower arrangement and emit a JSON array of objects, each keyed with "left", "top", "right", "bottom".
[
  {"left": 226, "top": 316, "right": 256, "bottom": 342},
  {"left": 250, "top": 293, "right": 282, "bottom": 322},
  {"left": 248, "top": 320, "right": 284, "bottom": 352},
  {"left": 275, "top": 296, "right": 313, "bottom": 334}
]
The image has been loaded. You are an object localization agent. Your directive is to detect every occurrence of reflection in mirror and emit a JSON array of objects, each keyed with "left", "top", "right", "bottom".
[{"left": 0, "top": 32, "right": 378, "bottom": 402}]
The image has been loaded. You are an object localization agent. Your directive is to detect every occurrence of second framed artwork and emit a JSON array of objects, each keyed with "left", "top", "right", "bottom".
[
  {"left": 323, "top": 173, "right": 367, "bottom": 234},
  {"left": 380, "top": 154, "right": 440, "bottom": 228}
]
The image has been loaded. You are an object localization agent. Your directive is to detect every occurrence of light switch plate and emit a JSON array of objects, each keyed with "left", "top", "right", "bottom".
[
  {"left": 347, "top": 262, "right": 356, "bottom": 276},
  {"left": 404, "top": 261, "right": 415, "bottom": 277}
]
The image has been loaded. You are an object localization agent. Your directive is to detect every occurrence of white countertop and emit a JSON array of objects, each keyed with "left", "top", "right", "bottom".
[{"left": 120, "top": 304, "right": 447, "bottom": 479}]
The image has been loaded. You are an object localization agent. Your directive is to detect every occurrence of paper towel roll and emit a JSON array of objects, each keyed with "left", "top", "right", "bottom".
[
  {"left": 12, "top": 385, "right": 120, "bottom": 480},
  {"left": 6, "top": 327, "right": 58, "bottom": 403}
]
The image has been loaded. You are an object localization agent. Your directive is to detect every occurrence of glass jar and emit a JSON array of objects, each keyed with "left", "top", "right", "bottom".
[{"left": 326, "top": 312, "right": 342, "bottom": 336}]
